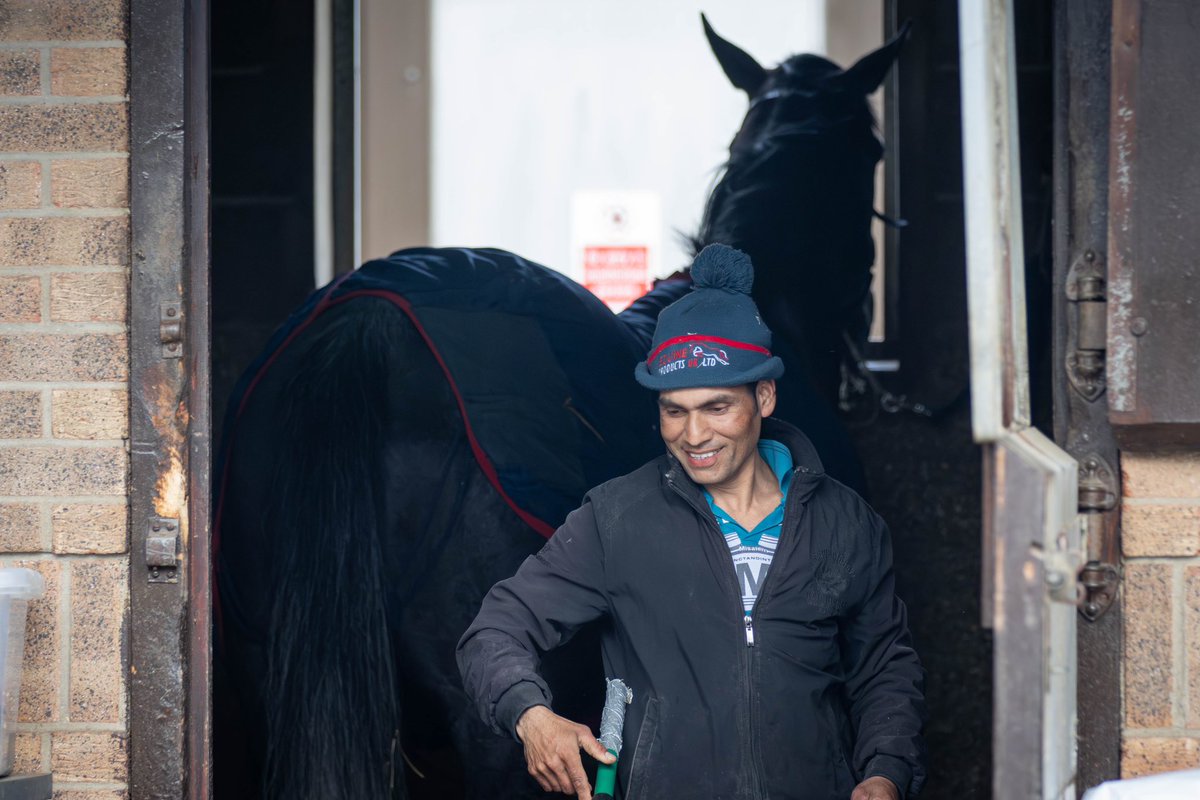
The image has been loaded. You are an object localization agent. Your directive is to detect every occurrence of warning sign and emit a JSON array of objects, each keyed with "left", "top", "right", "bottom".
[
  {"left": 570, "top": 190, "right": 662, "bottom": 312},
  {"left": 583, "top": 246, "right": 650, "bottom": 311}
]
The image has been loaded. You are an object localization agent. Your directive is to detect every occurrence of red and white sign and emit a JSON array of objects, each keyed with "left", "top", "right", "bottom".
[
  {"left": 583, "top": 246, "right": 650, "bottom": 311},
  {"left": 570, "top": 190, "right": 662, "bottom": 312}
]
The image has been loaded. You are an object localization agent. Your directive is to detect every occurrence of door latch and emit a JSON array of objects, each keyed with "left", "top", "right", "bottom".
[
  {"left": 160, "top": 302, "right": 183, "bottom": 359},
  {"left": 146, "top": 517, "right": 179, "bottom": 583}
]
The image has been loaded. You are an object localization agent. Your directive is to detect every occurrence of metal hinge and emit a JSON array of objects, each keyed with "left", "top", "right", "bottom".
[
  {"left": 1077, "top": 453, "right": 1119, "bottom": 620},
  {"left": 160, "top": 302, "right": 183, "bottom": 358},
  {"left": 1065, "top": 251, "right": 1106, "bottom": 401}
]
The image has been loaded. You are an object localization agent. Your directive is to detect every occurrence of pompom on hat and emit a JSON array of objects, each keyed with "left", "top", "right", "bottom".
[{"left": 634, "top": 244, "right": 784, "bottom": 390}]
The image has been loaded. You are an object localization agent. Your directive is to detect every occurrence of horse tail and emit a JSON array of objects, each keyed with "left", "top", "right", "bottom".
[{"left": 260, "top": 299, "right": 402, "bottom": 800}]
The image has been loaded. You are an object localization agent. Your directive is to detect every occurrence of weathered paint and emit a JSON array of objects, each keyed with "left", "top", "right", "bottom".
[
  {"left": 1104, "top": 0, "right": 1200, "bottom": 446},
  {"left": 129, "top": 0, "right": 210, "bottom": 797}
]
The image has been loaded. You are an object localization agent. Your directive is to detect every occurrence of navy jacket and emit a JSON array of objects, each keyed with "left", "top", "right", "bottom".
[{"left": 457, "top": 418, "right": 926, "bottom": 799}]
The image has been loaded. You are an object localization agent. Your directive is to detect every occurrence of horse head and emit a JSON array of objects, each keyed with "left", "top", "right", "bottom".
[{"left": 693, "top": 14, "right": 909, "bottom": 403}]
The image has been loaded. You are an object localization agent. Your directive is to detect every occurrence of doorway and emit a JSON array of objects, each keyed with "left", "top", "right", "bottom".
[{"left": 208, "top": 2, "right": 1057, "bottom": 798}]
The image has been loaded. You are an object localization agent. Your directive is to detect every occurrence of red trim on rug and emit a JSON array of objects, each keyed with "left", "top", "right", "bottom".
[
  {"left": 213, "top": 281, "right": 558, "bottom": 642},
  {"left": 338, "top": 289, "right": 557, "bottom": 538},
  {"left": 646, "top": 334, "right": 771, "bottom": 364}
]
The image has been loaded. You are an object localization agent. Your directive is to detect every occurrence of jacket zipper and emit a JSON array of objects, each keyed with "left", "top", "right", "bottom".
[
  {"left": 669, "top": 471, "right": 802, "bottom": 800},
  {"left": 668, "top": 465, "right": 809, "bottom": 800}
]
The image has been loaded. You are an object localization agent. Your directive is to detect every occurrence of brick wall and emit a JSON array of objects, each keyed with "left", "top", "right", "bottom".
[
  {"left": 1121, "top": 451, "right": 1200, "bottom": 778},
  {"left": 0, "top": 2, "right": 130, "bottom": 798}
]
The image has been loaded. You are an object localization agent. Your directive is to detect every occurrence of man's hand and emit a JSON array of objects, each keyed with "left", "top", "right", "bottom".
[
  {"left": 515, "top": 705, "right": 616, "bottom": 798},
  {"left": 851, "top": 775, "right": 900, "bottom": 800}
]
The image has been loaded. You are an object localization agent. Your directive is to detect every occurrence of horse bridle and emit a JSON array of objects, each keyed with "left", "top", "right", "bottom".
[{"left": 748, "top": 87, "right": 815, "bottom": 110}]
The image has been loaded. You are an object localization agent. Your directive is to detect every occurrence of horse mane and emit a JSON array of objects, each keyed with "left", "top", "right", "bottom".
[{"left": 686, "top": 60, "right": 880, "bottom": 258}]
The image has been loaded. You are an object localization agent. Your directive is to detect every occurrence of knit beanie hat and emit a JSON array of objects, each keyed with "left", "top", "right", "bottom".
[{"left": 634, "top": 244, "right": 784, "bottom": 390}]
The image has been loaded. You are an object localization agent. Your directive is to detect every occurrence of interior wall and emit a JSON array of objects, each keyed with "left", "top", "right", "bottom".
[
  {"left": 361, "top": 0, "right": 432, "bottom": 261},
  {"left": 427, "top": 0, "right": 826, "bottom": 280},
  {"left": 211, "top": 0, "right": 317, "bottom": 432}
]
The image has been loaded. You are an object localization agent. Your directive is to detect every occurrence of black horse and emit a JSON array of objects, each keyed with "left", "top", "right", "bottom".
[{"left": 214, "top": 17, "right": 906, "bottom": 800}]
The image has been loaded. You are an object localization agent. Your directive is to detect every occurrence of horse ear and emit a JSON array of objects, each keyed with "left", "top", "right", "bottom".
[
  {"left": 702, "top": 13, "right": 767, "bottom": 95},
  {"left": 833, "top": 18, "right": 912, "bottom": 95}
]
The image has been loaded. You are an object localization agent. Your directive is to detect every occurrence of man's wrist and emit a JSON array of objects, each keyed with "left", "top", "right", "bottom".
[
  {"left": 514, "top": 704, "right": 551, "bottom": 742},
  {"left": 495, "top": 680, "right": 552, "bottom": 740},
  {"left": 864, "top": 754, "right": 911, "bottom": 799}
]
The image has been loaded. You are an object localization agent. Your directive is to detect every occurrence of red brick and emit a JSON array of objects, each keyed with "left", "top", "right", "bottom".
[
  {"left": 1124, "top": 562, "right": 1174, "bottom": 728},
  {"left": 51, "top": 48, "right": 125, "bottom": 96},
  {"left": 0, "top": 50, "right": 39, "bottom": 96},
  {"left": 0, "top": 389, "right": 42, "bottom": 438},
  {"left": 70, "top": 560, "right": 126, "bottom": 722},
  {"left": 1123, "top": 504, "right": 1200, "bottom": 557},
  {"left": 52, "top": 504, "right": 125, "bottom": 554},
  {"left": 0, "top": 333, "right": 127, "bottom": 382},
  {"left": 1188, "top": 567, "right": 1200, "bottom": 728},
  {"left": 51, "top": 159, "right": 127, "bottom": 209},
  {"left": 13, "top": 732, "right": 42, "bottom": 773},
  {"left": 0, "top": 217, "right": 127, "bottom": 267},
  {"left": 52, "top": 792, "right": 127, "bottom": 800},
  {"left": 0, "top": 447, "right": 126, "bottom": 496},
  {"left": 50, "top": 273, "right": 126, "bottom": 323},
  {"left": 13, "top": 559, "right": 62, "bottom": 723},
  {"left": 0, "top": 0, "right": 127, "bottom": 41},
  {"left": 0, "top": 161, "right": 42, "bottom": 210},
  {"left": 52, "top": 389, "right": 126, "bottom": 440},
  {"left": 0, "top": 504, "right": 40, "bottom": 552},
  {"left": 0, "top": 275, "right": 41, "bottom": 323},
  {"left": 1123, "top": 452, "right": 1200, "bottom": 498},
  {"left": 1121, "top": 736, "right": 1200, "bottom": 779},
  {"left": 0, "top": 104, "right": 126, "bottom": 153},
  {"left": 50, "top": 731, "right": 127, "bottom": 783}
]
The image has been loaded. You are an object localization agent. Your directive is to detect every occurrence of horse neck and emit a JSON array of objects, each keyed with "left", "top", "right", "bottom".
[{"left": 705, "top": 146, "right": 876, "bottom": 308}]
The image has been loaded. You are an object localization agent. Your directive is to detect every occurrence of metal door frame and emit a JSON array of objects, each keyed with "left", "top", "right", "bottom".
[
  {"left": 1052, "top": 0, "right": 1123, "bottom": 790},
  {"left": 129, "top": 0, "right": 211, "bottom": 797},
  {"left": 959, "top": 0, "right": 1084, "bottom": 797}
]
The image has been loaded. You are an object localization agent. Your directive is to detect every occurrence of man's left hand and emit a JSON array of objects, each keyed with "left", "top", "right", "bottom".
[{"left": 851, "top": 776, "right": 900, "bottom": 800}]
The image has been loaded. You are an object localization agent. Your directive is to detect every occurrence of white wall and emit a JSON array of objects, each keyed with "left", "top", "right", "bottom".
[{"left": 430, "top": 0, "right": 826, "bottom": 279}]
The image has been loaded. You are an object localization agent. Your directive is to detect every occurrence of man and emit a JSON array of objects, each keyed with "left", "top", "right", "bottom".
[{"left": 458, "top": 245, "right": 926, "bottom": 799}]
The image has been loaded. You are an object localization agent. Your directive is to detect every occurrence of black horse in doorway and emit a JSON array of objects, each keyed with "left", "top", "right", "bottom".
[{"left": 214, "top": 17, "right": 907, "bottom": 800}]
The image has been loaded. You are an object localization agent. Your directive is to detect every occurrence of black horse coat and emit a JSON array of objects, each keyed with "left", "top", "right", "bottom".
[
  {"left": 458, "top": 418, "right": 927, "bottom": 800},
  {"left": 217, "top": 246, "right": 689, "bottom": 544}
]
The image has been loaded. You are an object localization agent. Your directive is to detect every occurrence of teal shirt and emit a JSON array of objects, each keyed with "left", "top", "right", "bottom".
[{"left": 703, "top": 439, "right": 793, "bottom": 615}]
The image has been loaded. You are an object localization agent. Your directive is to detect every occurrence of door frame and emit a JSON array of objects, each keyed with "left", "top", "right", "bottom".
[{"left": 128, "top": 0, "right": 212, "bottom": 797}]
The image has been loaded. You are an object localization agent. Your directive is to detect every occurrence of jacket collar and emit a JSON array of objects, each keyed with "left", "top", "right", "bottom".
[{"left": 662, "top": 416, "right": 825, "bottom": 505}]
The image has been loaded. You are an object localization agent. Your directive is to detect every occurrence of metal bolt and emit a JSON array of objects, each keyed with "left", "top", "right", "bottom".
[
  {"left": 1131, "top": 317, "right": 1148, "bottom": 336},
  {"left": 1086, "top": 602, "right": 1100, "bottom": 615},
  {"left": 168, "top": 343, "right": 179, "bottom": 352},
  {"left": 167, "top": 522, "right": 175, "bottom": 531},
  {"left": 152, "top": 524, "right": 161, "bottom": 532},
  {"left": 1046, "top": 571, "right": 1065, "bottom": 588},
  {"left": 151, "top": 567, "right": 159, "bottom": 578},
  {"left": 167, "top": 307, "right": 177, "bottom": 318},
  {"left": 1084, "top": 250, "right": 1095, "bottom": 262}
]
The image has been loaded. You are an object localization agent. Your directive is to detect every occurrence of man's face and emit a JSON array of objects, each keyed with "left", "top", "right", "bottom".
[{"left": 658, "top": 382, "right": 776, "bottom": 489}]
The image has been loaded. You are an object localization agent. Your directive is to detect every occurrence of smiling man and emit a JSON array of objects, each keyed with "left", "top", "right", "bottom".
[{"left": 458, "top": 245, "right": 927, "bottom": 800}]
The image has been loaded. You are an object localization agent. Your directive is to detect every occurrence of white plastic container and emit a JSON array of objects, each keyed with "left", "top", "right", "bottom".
[
  {"left": 1082, "top": 769, "right": 1200, "bottom": 800},
  {"left": 0, "top": 568, "right": 45, "bottom": 777}
]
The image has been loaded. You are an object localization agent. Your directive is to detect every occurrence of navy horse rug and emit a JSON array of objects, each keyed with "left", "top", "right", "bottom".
[{"left": 216, "top": 246, "right": 689, "bottom": 541}]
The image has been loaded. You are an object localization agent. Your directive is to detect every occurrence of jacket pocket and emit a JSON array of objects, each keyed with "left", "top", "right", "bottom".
[{"left": 622, "top": 697, "right": 659, "bottom": 800}]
